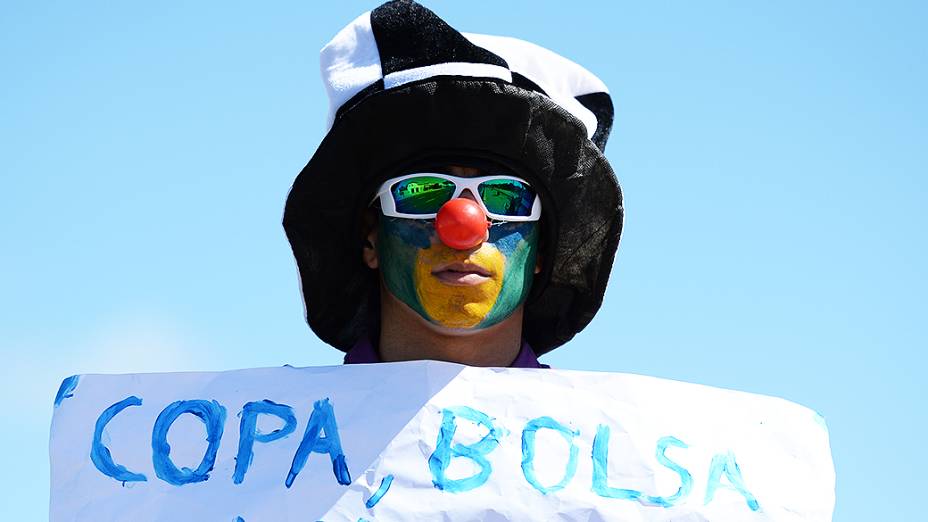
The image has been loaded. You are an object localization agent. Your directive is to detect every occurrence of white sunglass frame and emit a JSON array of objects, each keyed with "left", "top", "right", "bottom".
[{"left": 371, "top": 173, "right": 542, "bottom": 222}]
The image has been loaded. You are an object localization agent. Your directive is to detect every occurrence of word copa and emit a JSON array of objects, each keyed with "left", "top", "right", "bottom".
[{"left": 91, "top": 398, "right": 759, "bottom": 511}]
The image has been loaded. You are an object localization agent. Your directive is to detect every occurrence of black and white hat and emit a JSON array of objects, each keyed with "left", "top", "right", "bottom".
[{"left": 284, "top": 0, "right": 624, "bottom": 354}]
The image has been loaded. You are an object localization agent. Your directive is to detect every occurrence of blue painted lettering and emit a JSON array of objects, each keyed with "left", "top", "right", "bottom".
[
  {"left": 151, "top": 399, "right": 227, "bottom": 485},
  {"left": 90, "top": 396, "right": 147, "bottom": 483},
  {"left": 592, "top": 424, "right": 642, "bottom": 501},
  {"left": 521, "top": 416, "right": 579, "bottom": 494},
  {"left": 233, "top": 400, "right": 297, "bottom": 484},
  {"left": 705, "top": 451, "right": 760, "bottom": 511},
  {"left": 365, "top": 474, "right": 394, "bottom": 509},
  {"left": 646, "top": 436, "right": 693, "bottom": 507},
  {"left": 54, "top": 375, "right": 79, "bottom": 407},
  {"left": 428, "top": 406, "right": 503, "bottom": 493},
  {"left": 285, "top": 398, "right": 351, "bottom": 488},
  {"left": 593, "top": 427, "right": 699, "bottom": 507}
]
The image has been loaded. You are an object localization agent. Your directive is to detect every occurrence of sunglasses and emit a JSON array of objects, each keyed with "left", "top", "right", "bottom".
[{"left": 371, "top": 173, "right": 542, "bottom": 221}]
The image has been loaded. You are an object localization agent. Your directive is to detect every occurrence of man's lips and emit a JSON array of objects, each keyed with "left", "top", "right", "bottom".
[{"left": 431, "top": 262, "right": 493, "bottom": 285}]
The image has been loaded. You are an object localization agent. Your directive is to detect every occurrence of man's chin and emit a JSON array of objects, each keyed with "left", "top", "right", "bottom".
[
  {"left": 420, "top": 305, "right": 525, "bottom": 335},
  {"left": 405, "top": 300, "right": 511, "bottom": 335},
  {"left": 382, "top": 282, "right": 522, "bottom": 335}
]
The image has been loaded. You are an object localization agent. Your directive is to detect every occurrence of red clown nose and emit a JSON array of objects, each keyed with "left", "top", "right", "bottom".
[{"left": 435, "top": 198, "right": 490, "bottom": 250}]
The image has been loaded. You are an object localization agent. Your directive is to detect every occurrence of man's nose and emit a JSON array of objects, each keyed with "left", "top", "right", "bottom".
[{"left": 435, "top": 195, "right": 489, "bottom": 250}]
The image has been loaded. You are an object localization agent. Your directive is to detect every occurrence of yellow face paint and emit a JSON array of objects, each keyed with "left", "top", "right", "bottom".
[{"left": 413, "top": 243, "right": 506, "bottom": 328}]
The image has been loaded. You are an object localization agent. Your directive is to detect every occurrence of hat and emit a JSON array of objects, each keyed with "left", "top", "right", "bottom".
[{"left": 283, "top": 0, "right": 623, "bottom": 355}]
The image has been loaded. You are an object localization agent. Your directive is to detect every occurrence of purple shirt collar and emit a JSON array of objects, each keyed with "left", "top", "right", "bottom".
[{"left": 344, "top": 337, "right": 549, "bottom": 368}]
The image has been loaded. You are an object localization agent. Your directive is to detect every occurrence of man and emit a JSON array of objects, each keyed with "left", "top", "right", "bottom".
[{"left": 283, "top": 0, "right": 623, "bottom": 368}]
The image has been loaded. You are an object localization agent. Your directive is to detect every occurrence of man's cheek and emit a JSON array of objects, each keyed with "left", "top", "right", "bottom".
[
  {"left": 378, "top": 218, "right": 430, "bottom": 317},
  {"left": 478, "top": 223, "right": 540, "bottom": 327}
]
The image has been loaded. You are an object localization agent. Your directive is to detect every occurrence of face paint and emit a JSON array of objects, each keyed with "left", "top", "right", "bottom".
[
  {"left": 414, "top": 239, "right": 505, "bottom": 328},
  {"left": 377, "top": 217, "right": 539, "bottom": 329},
  {"left": 478, "top": 222, "right": 538, "bottom": 327}
]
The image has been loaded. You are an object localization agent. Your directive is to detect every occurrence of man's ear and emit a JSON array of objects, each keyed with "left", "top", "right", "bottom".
[{"left": 361, "top": 209, "right": 379, "bottom": 269}]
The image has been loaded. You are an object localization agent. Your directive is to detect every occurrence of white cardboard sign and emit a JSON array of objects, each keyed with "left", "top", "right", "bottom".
[{"left": 50, "top": 361, "right": 835, "bottom": 521}]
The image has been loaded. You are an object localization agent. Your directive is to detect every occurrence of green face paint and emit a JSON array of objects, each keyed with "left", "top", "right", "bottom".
[
  {"left": 478, "top": 222, "right": 539, "bottom": 327},
  {"left": 378, "top": 217, "right": 431, "bottom": 320}
]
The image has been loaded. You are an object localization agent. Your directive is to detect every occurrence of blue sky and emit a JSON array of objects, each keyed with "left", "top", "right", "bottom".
[{"left": 2, "top": 1, "right": 925, "bottom": 519}]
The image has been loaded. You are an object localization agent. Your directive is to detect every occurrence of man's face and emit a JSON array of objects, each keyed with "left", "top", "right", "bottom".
[{"left": 369, "top": 167, "right": 541, "bottom": 330}]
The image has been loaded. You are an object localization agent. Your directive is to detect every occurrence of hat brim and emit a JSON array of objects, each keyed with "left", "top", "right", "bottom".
[{"left": 283, "top": 78, "right": 623, "bottom": 355}]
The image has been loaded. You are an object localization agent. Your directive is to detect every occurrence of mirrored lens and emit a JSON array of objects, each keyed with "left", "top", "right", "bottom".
[
  {"left": 391, "top": 176, "right": 456, "bottom": 214},
  {"left": 478, "top": 179, "right": 536, "bottom": 216}
]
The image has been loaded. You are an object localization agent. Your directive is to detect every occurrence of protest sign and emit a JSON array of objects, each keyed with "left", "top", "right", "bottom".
[{"left": 50, "top": 361, "right": 834, "bottom": 521}]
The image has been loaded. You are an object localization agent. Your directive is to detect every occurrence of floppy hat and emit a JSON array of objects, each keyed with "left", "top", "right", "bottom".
[{"left": 283, "top": 0, "right": 623, "bottom": 355}]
